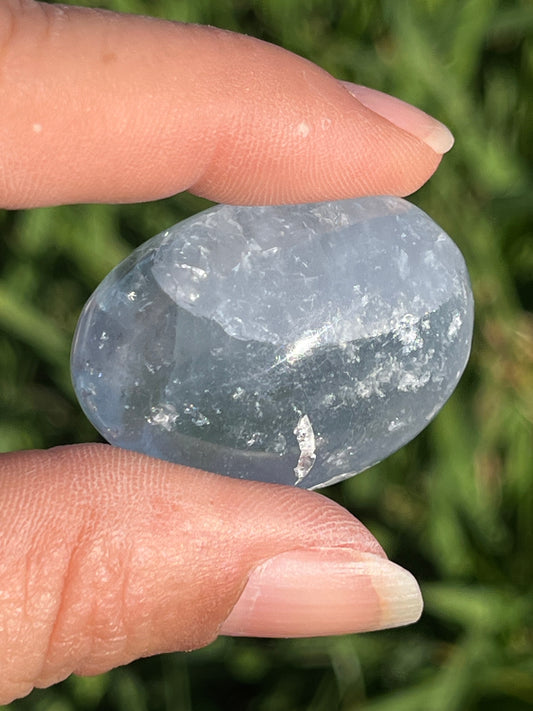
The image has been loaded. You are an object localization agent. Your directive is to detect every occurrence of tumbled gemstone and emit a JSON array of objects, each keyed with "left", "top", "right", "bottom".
[{"left": 71, "top": 197, "right": 473, "bottom": 489}]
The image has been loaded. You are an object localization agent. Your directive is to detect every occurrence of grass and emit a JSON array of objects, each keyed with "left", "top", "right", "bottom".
[{"left": 1, "top": 0, "right": 533, "bottom": 709}]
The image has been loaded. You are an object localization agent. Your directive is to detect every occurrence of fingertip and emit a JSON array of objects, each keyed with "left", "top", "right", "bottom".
[
  {"left": 219, "top": 549, "right": 422, "bottom": 638},
  {"left": 340, "top": 82, "right": 454, "bottom": 155}
]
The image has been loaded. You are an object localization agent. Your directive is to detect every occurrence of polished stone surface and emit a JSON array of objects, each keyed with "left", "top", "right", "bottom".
[{"left": 71, "top": 197, "right": 474, "bottom": 489}]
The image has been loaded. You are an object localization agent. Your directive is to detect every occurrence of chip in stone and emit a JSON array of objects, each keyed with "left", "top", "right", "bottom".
[{"left": 71, "top": 196, "right": 474, "bottom": 489}]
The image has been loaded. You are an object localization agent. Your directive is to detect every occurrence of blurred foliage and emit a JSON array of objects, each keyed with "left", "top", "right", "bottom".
[{"left": 1, "top": 0, "right": 532, "bottom": 709}]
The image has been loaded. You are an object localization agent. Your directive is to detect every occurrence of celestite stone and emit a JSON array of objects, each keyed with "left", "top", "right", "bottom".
[{"left": 71, "top": 196, "right": 473, "bottom": 489}]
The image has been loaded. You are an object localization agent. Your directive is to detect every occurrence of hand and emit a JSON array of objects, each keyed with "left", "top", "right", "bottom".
[{"left": 0, "top": 1, "right": 453, "bottom": 703}]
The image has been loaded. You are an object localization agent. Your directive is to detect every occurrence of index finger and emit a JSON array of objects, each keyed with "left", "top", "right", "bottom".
[{"left": 0, "top": 1, "right": 452, "bottom": 209}]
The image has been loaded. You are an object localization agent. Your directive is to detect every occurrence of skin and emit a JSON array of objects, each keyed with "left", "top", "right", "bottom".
[{"left": 0, "top": 0, "right": 454, "bottom": 702}]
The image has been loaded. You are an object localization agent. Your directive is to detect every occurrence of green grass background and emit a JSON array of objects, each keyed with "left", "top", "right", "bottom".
[{"left": 1, "top": 0, "right": 532, "bottom": 709}]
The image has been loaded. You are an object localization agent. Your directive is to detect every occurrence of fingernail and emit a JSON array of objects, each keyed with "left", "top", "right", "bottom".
[
  {"left": 219, "top": 548, "right": 422, "bottom": 638},
  {"left": 341, "top": 81, "right": 454, "bottom": 154}
]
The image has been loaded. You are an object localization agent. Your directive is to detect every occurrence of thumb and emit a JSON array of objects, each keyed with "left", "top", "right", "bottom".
[{"left": 0, "top": 444, "right": 422, "bottom": 703}]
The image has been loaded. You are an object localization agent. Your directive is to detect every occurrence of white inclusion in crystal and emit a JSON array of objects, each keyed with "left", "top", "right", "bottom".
[
  {"left": 398, "top": 249, "right": 409, "bottom": 279},
  {"left": 294, "top": 414, "right": 316, "bottom": 483},
  {"left": 193, "top": 413, "right": 210, "bottom": 427},
  {"left": 387, "top": 418, "right": 404, "bottom": 432},
  {"left": 272, "top": 433, "right": 287, "bottom": 454},
  {"left": 398, "top": 370, "right": 431, "bottom": 392},
  {"left": 184, "top": 403, "right": 210, "bottom": 427},
  {"left": 147, "top": 403, "right": 178, "bottom": 431},
  {"left": 447, "top": 313, "right": 462, "bottom": 340},
  {"left": 394, "top": 313, "right": 423, "bottom": 352},
  {"left": 177, "top": 263, "right": 207, "bottom": 280},
  {"left": 97, "top": 330, "right": 109, "bottom": 350}
]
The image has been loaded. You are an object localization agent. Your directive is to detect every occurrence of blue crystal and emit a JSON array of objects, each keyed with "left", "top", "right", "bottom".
[{"left": 71, "top": 197, "right": 473, "bottom": 489}]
